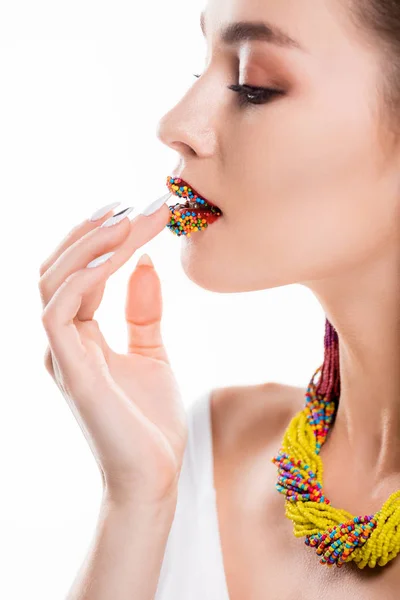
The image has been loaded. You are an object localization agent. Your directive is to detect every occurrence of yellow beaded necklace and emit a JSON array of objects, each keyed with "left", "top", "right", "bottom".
[{"left": 271, "top": 363, "right": 400, "bottom": 569}]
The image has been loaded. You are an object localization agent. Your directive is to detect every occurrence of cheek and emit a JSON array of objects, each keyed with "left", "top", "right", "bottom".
[
  {"left": 232, "top": 86, "right": 376, "bottom": 207},
  {"left": 225, "top": 107, "right": 394, "bottom": 281}
]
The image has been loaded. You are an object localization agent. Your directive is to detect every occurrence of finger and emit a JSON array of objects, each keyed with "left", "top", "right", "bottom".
[
  {"left": 38, "top": 203, "right": 122, "bottom": 278},
  {"left": 41, "top": 263, "right": 113, "bottom": 399},
  {"left": 125, "top": 254, "right": 170, "bottom": 364},
  {"left": 108, "top": 204, "right": 171, "bottom": 276},
  {"left": 76, "top": 283, "right": 107, "bottom": 322},
  {"left": 38, "top": 211, "right": 134, "bottom": 309},
  {"left": 56, "top": 204, "right": 171, "bottom": 322},
  {"left": 44, "top": 345, "right": 55, "bottom": 377},
  {"left": 40, "top": 204, "right": 171, "bottom": 320}
]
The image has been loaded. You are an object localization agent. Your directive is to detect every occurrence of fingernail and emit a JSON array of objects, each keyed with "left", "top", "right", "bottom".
[
  {"left": 137, "top": 253, "right": 153, "bottom": 267},
  {"left": 86, "top": 251, "right": 115, "bottom": 268},
  {"left": 100, "top": 206, "right": 135, "bottom": 228},
  {"left": 89, "top": 202, "right": 122, "bottom": 222},
  {"left": 140, "top": 192, "right": 173, "bottom": 217}
]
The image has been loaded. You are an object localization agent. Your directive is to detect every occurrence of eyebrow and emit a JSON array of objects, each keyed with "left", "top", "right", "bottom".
[{"left": 199, "top": 11, "right": 306, "bottom": 52}]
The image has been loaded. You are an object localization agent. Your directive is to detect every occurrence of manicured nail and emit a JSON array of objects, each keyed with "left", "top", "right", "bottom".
[
  {"left": 100, "top": 206, "right": 135, "bottom": 228},
  {"left": 86, "top": 251, "right": 115, "bottom": 269},
  {"left": 140, "top": 192, "right": 172, "bottom": 216},
  {"left": 89, "top": 202, "right": 121, "bottom": 222},
  {"left": 137, "top": 253, "right": 153, "bottom": 267}
]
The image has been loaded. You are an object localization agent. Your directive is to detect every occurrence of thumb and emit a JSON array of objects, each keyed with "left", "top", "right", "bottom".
[{"left": 125, "top": 253, "right": 170, "bottom": 363}]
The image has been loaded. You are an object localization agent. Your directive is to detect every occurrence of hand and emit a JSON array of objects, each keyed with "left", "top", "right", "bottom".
[{"left": 38, "top": 202, "right": 188, "bottom": 506}]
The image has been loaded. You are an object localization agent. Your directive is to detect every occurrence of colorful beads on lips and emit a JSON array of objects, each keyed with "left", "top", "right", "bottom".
[{"left": 164, "top": 175, "right": 223, "bottom": 237}]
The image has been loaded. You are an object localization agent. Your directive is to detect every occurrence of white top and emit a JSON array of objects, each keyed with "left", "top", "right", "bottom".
[{"left": 154, "top": 388, "right": 230, "bottom": 600}]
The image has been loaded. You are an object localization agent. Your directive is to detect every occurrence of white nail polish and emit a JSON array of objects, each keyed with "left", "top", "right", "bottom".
[
  {"left": 140, "top": 192, "right": 173, "bottom": 216},
  {"left": 86, "top": 251, "right": 115, "bottom": 269},
  {"left": 89, "top": 202, "right": 121, "bottom": 222},
  {"left": 100, "top": 206, "right": 135, "bottom": 228}
]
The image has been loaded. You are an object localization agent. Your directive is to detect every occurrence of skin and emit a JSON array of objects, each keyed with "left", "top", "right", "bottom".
[
  {"left": 156, "top": 0, "right": 400, "bottom": 511},
  {"left": 158, "top": 0, "right": 400, "bottom": 494}
]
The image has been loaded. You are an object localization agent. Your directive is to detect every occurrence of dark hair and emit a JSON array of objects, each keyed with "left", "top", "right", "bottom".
[{"left": 317, "top": 1, "right": 400, "bottom": 411}]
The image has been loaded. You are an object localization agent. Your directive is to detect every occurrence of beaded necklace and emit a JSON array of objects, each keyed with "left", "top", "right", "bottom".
[{"left": 271, "top": 363, "right": 400, "bottom": 569}]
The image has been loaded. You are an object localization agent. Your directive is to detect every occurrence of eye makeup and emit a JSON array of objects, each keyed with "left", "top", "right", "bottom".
[{"left": 193, "top": 73, "right": 285, "bottom": 108}]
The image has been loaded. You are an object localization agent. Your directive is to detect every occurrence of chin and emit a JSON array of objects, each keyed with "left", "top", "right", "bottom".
[
  {"left": 178, "top": 244, "right": 226, "bottom": 293},
  {"left": 179, "top": 237, "right": 300, "bottom": 294},
  {"left": 178, "top": 243, "right": 245, "bottom": 293}
]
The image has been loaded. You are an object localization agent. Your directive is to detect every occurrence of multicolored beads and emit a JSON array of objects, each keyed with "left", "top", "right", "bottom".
[
  {"left": 271, "top": 365, "right": 400, "bottom": 569},
  {"left": 164, "top": 176, "right": 223, "bottom": 237}
]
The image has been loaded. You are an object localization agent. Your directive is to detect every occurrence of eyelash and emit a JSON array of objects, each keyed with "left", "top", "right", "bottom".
[{"left": 192, "top": 73, "right": 284, "bottom": 107}]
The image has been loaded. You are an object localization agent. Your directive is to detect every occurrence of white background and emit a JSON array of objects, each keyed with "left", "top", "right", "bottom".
[{"left": 0, "top": 1, "right": 325, "bottom": 597}]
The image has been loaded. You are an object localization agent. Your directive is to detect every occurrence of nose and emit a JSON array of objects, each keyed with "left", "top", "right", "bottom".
[
  {"left": 157, "top": 119, "right": 197, "bottom": 157},
  {"left": 155, "top": 87, "right": 217, "bottom": 160},
  {"left": 156, "top": 110, "right": 199, "bottom": 159}
]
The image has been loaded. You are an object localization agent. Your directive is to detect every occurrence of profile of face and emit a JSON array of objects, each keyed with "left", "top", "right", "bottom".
[{"left": 156, "top": 0, "right": 400, "bottom": 294}]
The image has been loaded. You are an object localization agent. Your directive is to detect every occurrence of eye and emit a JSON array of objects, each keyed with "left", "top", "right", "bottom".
[
  {"left": 227, "top": 83, "right": 284, "bottom": 107},
  {"left": 193, "top": 73, "right": 284, "bottom": 108}
]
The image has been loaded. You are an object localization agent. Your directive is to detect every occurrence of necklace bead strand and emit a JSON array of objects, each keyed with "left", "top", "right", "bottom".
[{"left": 271, "top": 365, "right": 400, "bottom": 569}]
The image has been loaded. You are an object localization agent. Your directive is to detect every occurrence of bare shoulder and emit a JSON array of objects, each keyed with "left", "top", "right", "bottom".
[{"left": 210, "top": 381, "right": 306, "bottom": 451}]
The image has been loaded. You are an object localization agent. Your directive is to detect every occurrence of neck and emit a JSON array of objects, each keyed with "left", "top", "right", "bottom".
[{"left": 306, "top": 256, "right": 400, "bottom": 488}]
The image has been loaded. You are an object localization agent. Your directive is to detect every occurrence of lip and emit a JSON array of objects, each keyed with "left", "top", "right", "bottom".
[{"left": 166, "top": 176, "right": 223, "bottom": 213}]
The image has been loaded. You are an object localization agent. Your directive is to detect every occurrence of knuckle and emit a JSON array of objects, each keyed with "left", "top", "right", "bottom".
[
  {"left": 64, "top": 270, "right": 81, "bottom": 288},
  {"left": 38, "top": 261, "right": 49, "bottom": 278},
  {"left": 65, "top": 270, "right": 78, "bottom": 283},
  {"left": 43, "top": 347, "right": 54, "bottom": 375},
  {"left": 41, "top": 308, "right": 54, "bottom": 330},
  {"left": 37, "top": 277, "right": 48, "bottom": 300}
]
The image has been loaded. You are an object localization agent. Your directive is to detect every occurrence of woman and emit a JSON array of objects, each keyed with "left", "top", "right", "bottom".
[{"left": 39, "top": 0, "right": 400, "bottom": 598}]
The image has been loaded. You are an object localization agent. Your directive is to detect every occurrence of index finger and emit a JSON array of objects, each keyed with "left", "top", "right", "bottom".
[{"left": 38, "top": 202, "right": 122, "bottom": 278}]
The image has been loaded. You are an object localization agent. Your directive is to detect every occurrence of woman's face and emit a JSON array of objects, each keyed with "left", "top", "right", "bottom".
[{"left": 156, "top": 0, "right": 400, "bottom": 294}]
